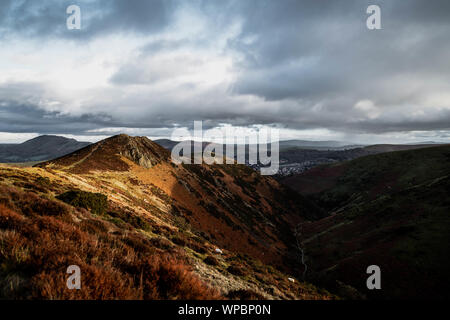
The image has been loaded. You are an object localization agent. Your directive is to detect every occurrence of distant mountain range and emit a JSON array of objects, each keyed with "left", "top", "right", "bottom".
[
  {"left": 0, "top": 135, "right": 91, "bottom": 163},
  {"left": 154, "top": 138, "right": 447, "bottom": 176},
  {"left": 277, "top": 140, "right": 363, "bottom": 151},
  {"left": 154, "top": 139, "right": 364, "bottom": 152},
  {"left": 2, "top": 136, "right": 446, "bottom": 177}
]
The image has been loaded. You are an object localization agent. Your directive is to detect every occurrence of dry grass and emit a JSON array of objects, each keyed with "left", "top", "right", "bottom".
[
  {"left": 0, "top": 185, "right": 221, "bottom": 300},
  {"left": 0, "top": 165, "right": 336, "bottom": 301}
]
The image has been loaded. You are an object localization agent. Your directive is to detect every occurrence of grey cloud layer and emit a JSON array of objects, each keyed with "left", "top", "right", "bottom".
[
  {"left": 1, "top": 0, "right": 450, "bottom": 139},
  {"left": 0, "top": 0, "right": 176, "bottom": 40}
]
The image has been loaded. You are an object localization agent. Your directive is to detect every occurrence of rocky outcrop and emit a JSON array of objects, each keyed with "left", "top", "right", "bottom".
[{"left": 36, "top": 134, "right": 170, "bottom": 173}]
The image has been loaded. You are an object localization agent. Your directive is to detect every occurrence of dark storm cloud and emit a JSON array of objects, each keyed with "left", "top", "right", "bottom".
[
  {"left": 221, "top": 0, "right": 450, "bottom": 134},
  {"left": 230, "top": 0, "right": 450, "bottom": 98},
  {"left": 0, "top": 100, "right": 107, "bottom": 134},
  {"left": 0, "top": 81, "right": 114, "bottom": 135},
  {"left": 0, "top": 0, "right": 176, "bottom": 40}
]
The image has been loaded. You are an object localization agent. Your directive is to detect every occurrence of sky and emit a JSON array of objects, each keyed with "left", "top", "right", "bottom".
[{"left": 0, "top": 0, "right": 450, "bottom": 144}]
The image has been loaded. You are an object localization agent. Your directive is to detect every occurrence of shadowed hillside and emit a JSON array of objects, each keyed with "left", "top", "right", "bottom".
[{"left": 281, "top": 146, "right": 450, "bottom": 299}]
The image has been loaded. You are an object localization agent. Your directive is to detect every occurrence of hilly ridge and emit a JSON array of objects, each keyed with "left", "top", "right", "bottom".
[
  {"left": 36, "top": 134, "right": 322, "bottom": 269},
  {"left": 0, "top": 134, "right": 333, "bottom": 299}
]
